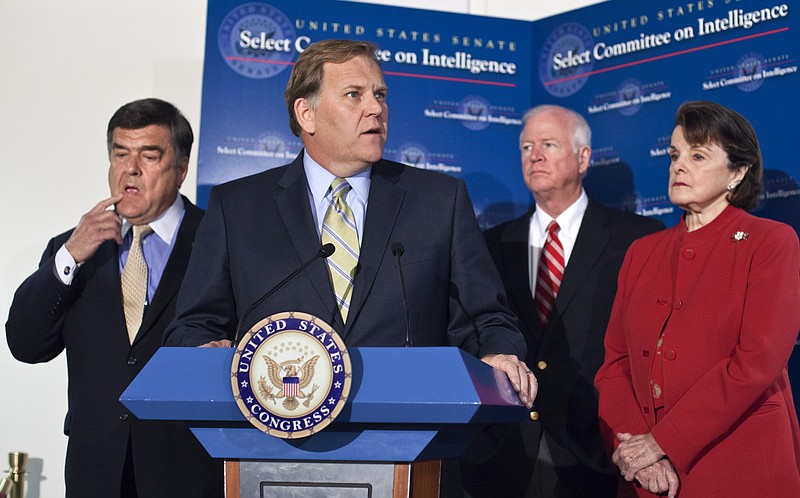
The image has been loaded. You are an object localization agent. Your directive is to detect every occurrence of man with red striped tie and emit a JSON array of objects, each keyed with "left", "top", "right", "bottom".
[{"left": 462, "top": 105, "right": 663, "bottom": 498}]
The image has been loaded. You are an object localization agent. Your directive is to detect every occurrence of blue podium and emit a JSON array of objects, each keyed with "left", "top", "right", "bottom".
[{"left": 121, "top": 347, "right": 526, "bottom": 497}]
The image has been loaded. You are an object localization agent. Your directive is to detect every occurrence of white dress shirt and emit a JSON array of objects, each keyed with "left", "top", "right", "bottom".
[{"left": 528, "top": 190, "right": 589, "bottom": 296}]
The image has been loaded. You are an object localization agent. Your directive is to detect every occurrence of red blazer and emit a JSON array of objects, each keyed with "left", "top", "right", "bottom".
[{"left": 595, "top": 206, "right": 800, "bottom": 497}]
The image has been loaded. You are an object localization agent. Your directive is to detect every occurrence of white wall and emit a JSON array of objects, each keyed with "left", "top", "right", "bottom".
[{"left": 0, "top": 0, "right": 601, "bottom": 496}]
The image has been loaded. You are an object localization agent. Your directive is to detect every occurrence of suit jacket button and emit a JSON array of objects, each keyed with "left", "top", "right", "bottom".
[
  {"left": 537, "top": 361, "right": 548, "bottom": 370},
  {"left": 683, "top": 249, "right": 695, "bottom": 260},
  {"left": 127, "top": 357, "right": 137, "bottom": 366},
  {"left": 529, "top": 411, "right": 539, "bottom": 421},
  {"left": 674, "top": 299, "right": 683, "bottom": 309},
  {"left": 119, "top": 413, "right": 129, "bottom": 421},
  {"left": 665, "top": 350, "right": 676, "bottom": 360}
]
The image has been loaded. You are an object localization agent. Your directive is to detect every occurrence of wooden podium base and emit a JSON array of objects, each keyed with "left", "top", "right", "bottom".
[
  {"left": 393, "top": 460, "right": 442, "bottom": 498},
  {"left": 225, "top": 459, "right": 441, "bottom": 498}
]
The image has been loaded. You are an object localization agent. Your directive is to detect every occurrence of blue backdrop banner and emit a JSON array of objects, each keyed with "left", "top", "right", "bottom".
[
  {"left": 198, "top": 0, "right": 534, "bottom": 229},
  {"left": 199, "top": 0, "right": 798, "bottom": 234},
  {"left": 532, "top": 0, "right": 798, "bottom": 231},
  {"left": 198, "top": 0, "right": 800, "bottom": 417}
]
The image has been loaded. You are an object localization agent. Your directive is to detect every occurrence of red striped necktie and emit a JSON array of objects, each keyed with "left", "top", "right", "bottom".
[{"left": 535, "top": 221, "right": 564, "bottom": 325}]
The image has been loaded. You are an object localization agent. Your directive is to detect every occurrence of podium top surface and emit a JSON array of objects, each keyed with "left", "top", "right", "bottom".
[{"left": 121, "top": 346, "right": 525, "bottom": 425}]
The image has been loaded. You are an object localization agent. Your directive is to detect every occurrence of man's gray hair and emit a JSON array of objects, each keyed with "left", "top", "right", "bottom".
[{"left": 520, "top": 105, "right": 591, "bottom": 152}]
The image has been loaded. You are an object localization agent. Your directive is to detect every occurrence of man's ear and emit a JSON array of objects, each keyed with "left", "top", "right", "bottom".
[
  {"left": 294, "top": 98, "right": 315, "bottom": 135},
  {"left": 175, "top": 157, "right": 189, "bottom": 189},
  {"left": 577, "top": 146, "right": 591, "bottom": 175}
]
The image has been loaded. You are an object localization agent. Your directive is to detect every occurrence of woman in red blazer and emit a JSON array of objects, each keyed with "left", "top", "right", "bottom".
[{"left": 595, "top": 101, "right": 800, "bottom": 497}]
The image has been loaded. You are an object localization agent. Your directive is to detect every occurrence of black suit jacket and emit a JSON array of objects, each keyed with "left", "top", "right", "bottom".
[
  {"left": 165, "top": 154, "right": 525, "bottom": 359},
  {"left": 6, "top": 197, "right": 222, "bottom": 498},
  {"left": 463, "top": 199, "right": 664, "bottom": 498}
]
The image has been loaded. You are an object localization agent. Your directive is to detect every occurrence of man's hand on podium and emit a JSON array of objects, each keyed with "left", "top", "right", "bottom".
[
  {"left": 199, "top": 340, "right": 232, "bottom": 348},
  {"left": 481, "top": 354, "right": 537, "bottom": 408}
]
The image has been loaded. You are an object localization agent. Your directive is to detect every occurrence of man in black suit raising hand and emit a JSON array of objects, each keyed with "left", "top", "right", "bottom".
[{"left": 6, "top": 98, "right": 222, "bottom": 498}]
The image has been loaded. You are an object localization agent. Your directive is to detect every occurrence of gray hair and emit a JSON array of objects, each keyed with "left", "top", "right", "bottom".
[{"left": 520, "top": 105, "right": 591, "bottom": 152}]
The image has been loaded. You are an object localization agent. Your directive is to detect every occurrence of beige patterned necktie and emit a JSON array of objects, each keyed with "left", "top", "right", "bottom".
[
  {"left": 121, "top": 224, "right": 153, "bottom": 343},
  {"left": 321, "top": 178, "right": 360, "bottom": 322}
]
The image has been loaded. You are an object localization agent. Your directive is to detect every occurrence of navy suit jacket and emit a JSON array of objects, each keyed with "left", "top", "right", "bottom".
[
  {"left": 165, "top": 153, "right": 525, "bottom": 359},
  {"left": 462, "top": 199, "right": 664, "bottom": 498},
  {"left": 6, "top": 197, "right": 222, "bottom": 498}
]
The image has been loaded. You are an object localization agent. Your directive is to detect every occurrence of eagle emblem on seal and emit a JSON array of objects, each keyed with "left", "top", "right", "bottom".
[
  {"left": 232, "top": 312, "right": 351, "bottom": 438},
  {"left": 258, "top": 354, "right": 320, "bottom": 411}
]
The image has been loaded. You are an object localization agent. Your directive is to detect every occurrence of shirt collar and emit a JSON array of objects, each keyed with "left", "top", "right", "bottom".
[
  {"left": 121, "top": 194, "right": 184, "bottom": 245},
  {"left": 531, "top": 189, "right": 588, "bottom": 240},
  {"left": 303, "top": 150, "right": 372, "bottom": 206}
]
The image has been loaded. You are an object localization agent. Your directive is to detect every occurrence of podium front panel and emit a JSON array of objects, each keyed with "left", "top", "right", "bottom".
[{"left": 238, "top": 461, "right": 394, "bottom": 498}]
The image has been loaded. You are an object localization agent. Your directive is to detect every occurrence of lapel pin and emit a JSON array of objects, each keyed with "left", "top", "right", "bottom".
[{"left": 731, "top": 231, "right": 749, "bottom": 242}]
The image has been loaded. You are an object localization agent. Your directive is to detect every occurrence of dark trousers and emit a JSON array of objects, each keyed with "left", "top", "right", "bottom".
[
  {"left": 121, "top": 436, "right": 138, "bottom": 498},
  {"left": 460, "top": 425, "right": 617, "bottom": 498}
]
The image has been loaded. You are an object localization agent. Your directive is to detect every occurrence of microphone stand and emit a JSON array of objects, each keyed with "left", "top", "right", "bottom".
[
  {"left": 232, "top": 244, "right": 335, "bottom": 346},
  {"left": 391, "top": 242, "right": 413, "bottom": 347}
]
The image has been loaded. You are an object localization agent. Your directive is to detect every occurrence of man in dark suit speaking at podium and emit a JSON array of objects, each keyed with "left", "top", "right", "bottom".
[{"left": 163, "top": 39, "right": 536, "bottom": 407}]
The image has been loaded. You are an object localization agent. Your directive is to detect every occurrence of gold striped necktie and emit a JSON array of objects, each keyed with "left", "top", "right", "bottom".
[{"left": 321, "top": 178, "right": 360, "bottom": 322}]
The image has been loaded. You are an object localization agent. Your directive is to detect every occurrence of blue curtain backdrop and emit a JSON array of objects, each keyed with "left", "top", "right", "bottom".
[{"left": 197, "top": 0, "right": 800, "bottom": 404}]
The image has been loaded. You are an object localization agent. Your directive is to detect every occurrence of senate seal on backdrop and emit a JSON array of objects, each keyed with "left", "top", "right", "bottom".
[
  {"left": 539, "top": 22, "right": 595, "bottom": 97},
  {"left": 231, "top": 312, "right": 351, "bottom": 438},
  {"left": 735, "top": 52, "right": 766, "bottom": 93},
  {"left": 218, "top": 2, "right": 297, "bottom": 79},
  {"left": 459, "top": 95, "right": 491, "bottom": 131},
  {"left": 396, "top": 142, "right": 429, "bottom": 169},
  {"left": 616, "top": 78, "right": 643, "bottom": 116}
]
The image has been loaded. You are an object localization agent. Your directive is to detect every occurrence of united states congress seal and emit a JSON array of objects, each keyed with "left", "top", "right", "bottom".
[{"left": 231, "top": 312, "right": 351, "bottom": 438}]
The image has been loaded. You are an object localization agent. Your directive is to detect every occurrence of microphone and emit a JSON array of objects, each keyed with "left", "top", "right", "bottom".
[
  {"left": 391, "top": 242, "right": 413, "bottom": 347},
  {"left": 232, "top": 243, "right": 335, "bottom": 345}
]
